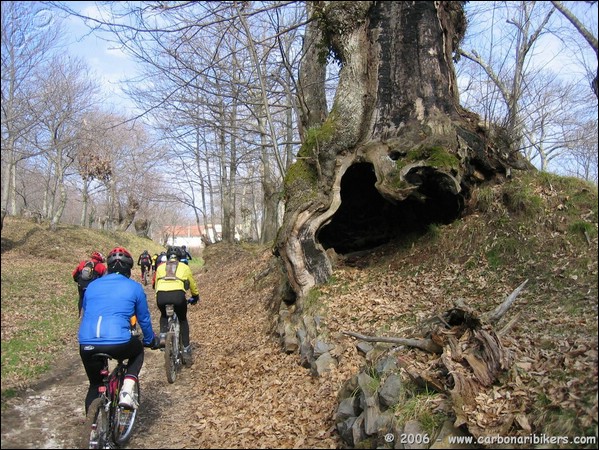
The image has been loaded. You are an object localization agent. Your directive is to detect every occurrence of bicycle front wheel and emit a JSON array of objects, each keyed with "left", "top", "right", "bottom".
[
  {"left": 82, "top": 397, "right": 110, "bottom": 449},
  {"left": 164, "top": 330, "right": 177, "bottom": 383},
  {"left": 113, "top": 381, "right": 139, "bottom": 445}
]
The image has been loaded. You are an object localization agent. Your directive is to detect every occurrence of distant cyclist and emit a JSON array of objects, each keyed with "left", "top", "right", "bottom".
[
  {"left": 137, "top": 250, "right": 152, "bottom": 279},
  {"left": 180, "top": 245, "right": 193, "bottom": 264},
  {"left": 72, "top": 251, "right": 107, "bottom": 317},
  {"left": 154, "top": 246, "right": 200, "bottom": 365},
  {"left": 154, "top": 251, "right": 167, "bottom": 272},
  {"left": 78, "top": 247, "right": 159, "bottom": 413}
]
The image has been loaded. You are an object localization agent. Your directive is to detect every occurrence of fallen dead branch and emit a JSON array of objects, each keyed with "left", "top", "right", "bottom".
[
  {"left": 342, "top": 331, "right": 443, "bottom": 353},
  {"left": 484, "top": 279, "right": 529, "bottom": 325}
]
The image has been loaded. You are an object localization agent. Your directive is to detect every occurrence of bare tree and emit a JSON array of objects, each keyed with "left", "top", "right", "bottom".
[
  {"left": 520, "top": 73, "right": 595, "bottom": 172},
  {"left": 1, "top": 2, "right": 62, "bottom": 227},
  {"left": 52, "top": 1, "right": 307, "bottom": 242},
  {"left": 457, "top": 1, "right": 597, "bottom": 179},
  {"left": 560, "top": 119, "right": 599, "bottom": 184},
  {"left": 550, "top": 0, "right": 598, "bottom": 98},
  {"left": 75, "top": 114, "right": 113, "bottom": 227},
  {"left": 30, "top": 55, "right": 99, "bottom": 229},
  {"left": 78, "top": 113, "right": 158, "bottom": 231},
  {"left": 457, "top": 1, "right": 555, "bottom": 158}
]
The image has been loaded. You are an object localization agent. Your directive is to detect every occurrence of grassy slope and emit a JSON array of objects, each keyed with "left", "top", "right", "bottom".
[
  {"left": 0, "top": 220, "right": 167, "bottom": 391},
  {"left": 1, "top": 170, "right": 597, "bottom": 442}
]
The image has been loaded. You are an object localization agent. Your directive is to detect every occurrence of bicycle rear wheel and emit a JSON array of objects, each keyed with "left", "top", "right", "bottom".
[
  {"left": 83, "top": 397, "right": 109, "bottom": 449},
  {"left": 164, "top": 330, "right": 177, "bottom": 383},
  {"left": 113, "top": 380, "right": 139, "bottom": 445}
]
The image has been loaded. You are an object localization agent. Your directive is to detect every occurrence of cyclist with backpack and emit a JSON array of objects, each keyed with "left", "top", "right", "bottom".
[
  {"left": 154, "top": 250, "right": 167, "bottom": 272},
  {"left": 180, "top": 245, "right": 193, "bottom": 264},
  {"left": 154, "top": 246, "right": 200, "bottom": 366},
  {"left": 78, "top": 247, "right": 160, "bottom": 413},
  {"left": 73, "top": 251, "right": 107, "bottom": 317},
  {"left": 137, "top": 250, "right": 152, "bottom": 280}
]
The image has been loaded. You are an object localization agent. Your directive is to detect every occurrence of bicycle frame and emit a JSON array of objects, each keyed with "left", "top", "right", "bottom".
[
  {"left": 83, "top": 353, "right": 138, "bottom": 449},
  {"left": 141, "top": 264, "right": 150, "bottom": 286}
]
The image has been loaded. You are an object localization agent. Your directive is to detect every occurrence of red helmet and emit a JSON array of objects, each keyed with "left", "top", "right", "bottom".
[
  {"left": 107, "top": 247, "right": 134, "bottom": 269},
  {"left": 91, "top": 251, "right": 105, "bottom": 263}
]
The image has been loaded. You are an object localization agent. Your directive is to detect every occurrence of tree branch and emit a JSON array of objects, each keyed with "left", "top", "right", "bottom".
[
  {"left": 550, "top": 1, "right": 598, "bottom": 53},
  {"left": 456, "top": 48, "right": 511, "bottom": 106},
  {"left": 484, "top": 279, "right": 528, "bottom": 325},
  {"left": 342, "top": 331, "right": 443, "bottom": 354}
]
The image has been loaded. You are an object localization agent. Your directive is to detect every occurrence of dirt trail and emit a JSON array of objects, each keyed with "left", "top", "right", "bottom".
[{"left": 1, "top": 247, "right": 341, "bottom": 449}]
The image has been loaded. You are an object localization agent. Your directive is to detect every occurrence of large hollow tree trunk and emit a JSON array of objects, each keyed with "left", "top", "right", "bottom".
[{"left": 276, "top": 1, "right": 529, "bottom": 302}]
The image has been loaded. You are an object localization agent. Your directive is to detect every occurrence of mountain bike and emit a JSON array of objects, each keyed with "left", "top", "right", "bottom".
[
  {"left": 163, "top": 299, "right": 194, "bottom": 384},
  {"left": 82, "top": 353, "right": 139, "bottom": 449}
]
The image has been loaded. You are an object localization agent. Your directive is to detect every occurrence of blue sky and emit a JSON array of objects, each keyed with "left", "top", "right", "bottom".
[{"left": 58, "top": 1, "right": 138, "bottom": 112}]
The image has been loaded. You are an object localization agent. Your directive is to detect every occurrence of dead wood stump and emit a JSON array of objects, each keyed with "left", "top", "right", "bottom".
[{"left": 344, "top": 280, "right": 528, "bottom": 439}]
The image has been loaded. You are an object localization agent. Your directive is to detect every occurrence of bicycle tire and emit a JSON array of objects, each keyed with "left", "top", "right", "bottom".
[
  {"left": 164, "top": 330, "right": 177, "bottom": 383},
  {"left": 178, "top": 327, "right": 187, "bottom": 366},
  {"left": 83, "top": 397, "right": 109, "bottom": 449},
  {"left": 113, "top": 380, "right": 139, "bottom": 445}
]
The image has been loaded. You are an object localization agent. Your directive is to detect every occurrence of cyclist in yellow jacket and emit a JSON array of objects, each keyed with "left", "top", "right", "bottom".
[{"left": 154, "top": 245, "right": 200, "bottom": 365}]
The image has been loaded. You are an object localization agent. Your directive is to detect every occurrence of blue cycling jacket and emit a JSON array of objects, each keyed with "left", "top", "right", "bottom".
[{"left": 78, "top": 273, "right": 155, "bottom": 346}]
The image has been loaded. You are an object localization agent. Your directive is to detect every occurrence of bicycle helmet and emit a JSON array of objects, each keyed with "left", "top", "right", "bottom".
[
  {"left": 107, "top": 247, "right": 134, "bottom": 275},
  {"left": 166, "top": 246, "right": 184, "bottom": 261},
  {"left": 91, "top": 251, "right": 105, "bottom": 263}
]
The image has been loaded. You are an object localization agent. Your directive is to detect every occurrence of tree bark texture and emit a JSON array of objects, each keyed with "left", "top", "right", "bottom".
[
  {"left": 276, "top": 1, "right": 527, "bottom": 301},
  {"left": 297, "top": 1, "right": 329, "bottom": 141}
]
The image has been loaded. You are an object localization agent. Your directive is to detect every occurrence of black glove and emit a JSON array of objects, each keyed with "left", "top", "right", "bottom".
[
  {"left": 145, "top": 336, "right": 160, "bottom": 350},
  {"left": 189, "top": 295, "right": 199, "bottom": 305}
]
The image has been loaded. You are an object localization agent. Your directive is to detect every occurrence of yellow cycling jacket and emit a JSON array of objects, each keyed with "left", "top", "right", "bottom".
[{"left": 154, "top": 260, "right": 199, "bottom": 296}]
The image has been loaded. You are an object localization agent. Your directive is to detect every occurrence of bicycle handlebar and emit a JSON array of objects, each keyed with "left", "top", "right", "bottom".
[{"left": 145, "top": 336, "right": 161, "bottom": 350}]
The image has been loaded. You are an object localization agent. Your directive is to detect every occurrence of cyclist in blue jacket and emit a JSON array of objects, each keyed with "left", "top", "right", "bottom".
[{"left": 78, "top": 246, "right": 159, "bottom": 413}]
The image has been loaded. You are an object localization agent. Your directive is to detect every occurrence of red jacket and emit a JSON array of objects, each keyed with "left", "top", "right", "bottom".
[{"left": 72, "top": 259, "right": 107, "bottom": 281}]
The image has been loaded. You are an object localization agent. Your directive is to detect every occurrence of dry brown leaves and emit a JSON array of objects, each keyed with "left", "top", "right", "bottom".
[
  {"left": 153, "top": 244, "right": 342, "bottom": 448},
  {"left": 316, "top": 231, "right": 597, "bottom": 442}
]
